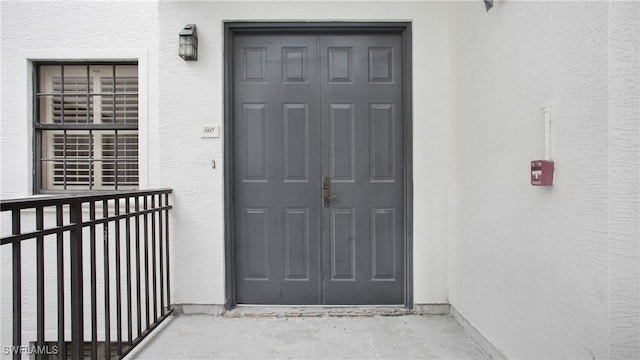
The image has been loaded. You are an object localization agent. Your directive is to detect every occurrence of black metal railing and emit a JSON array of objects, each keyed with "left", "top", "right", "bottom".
[{"left": 1, "top": 189, "right": 173, "bottom": 359}]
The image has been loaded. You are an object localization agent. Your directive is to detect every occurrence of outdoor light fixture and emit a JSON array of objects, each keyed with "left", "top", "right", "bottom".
[
  {"left": 484, "top": 0, "right": 493, "bottom": 11},
  {"left": 179, "top": 24, "right": 198, "bottom": 61}
]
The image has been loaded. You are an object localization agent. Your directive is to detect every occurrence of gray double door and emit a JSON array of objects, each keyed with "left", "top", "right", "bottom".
[{"left": 233, "top": 32, "right": 405, "bottom": 305}]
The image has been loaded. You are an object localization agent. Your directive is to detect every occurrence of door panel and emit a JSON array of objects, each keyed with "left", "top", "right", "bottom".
[
  {"left": 330, "top": 209, "right": 357, "bottom": 280},
  {"left": 320, "top": 34, "right": 404, "bottom": 304},
  {"left": 329, "top": 104, "right": 355, "bottom": 181},
  {"left": 234, "top": 35, "right": 321, "bottom": 304},
  {"left": 284, "top": 208, "right": 310, "bottom": 280},
  {"left": 283, "top": 104, "right": 309, "bottom": 181},
  {"left": 234, "top": 32, "right": 404, "bottom": 305},
  {"left": 242, "top": 104, "right": 267, "bottom": 181}
]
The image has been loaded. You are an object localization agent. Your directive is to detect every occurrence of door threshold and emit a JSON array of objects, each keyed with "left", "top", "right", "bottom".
[{"left": 225, "top": 305, "right": 411, "bottom": 318}]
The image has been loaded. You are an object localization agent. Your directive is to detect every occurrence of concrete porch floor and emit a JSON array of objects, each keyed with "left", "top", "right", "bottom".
[{"left": 126, "top": 307, "right": 490, "bottom": 359}]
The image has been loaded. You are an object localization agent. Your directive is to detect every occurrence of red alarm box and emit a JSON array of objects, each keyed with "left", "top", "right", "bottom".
[{"left": 531, "top": 160, "right": 554, "bottom": 186}]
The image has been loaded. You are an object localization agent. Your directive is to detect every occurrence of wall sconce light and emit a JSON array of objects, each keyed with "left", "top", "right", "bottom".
[
  {"left": 484, "top": 0, "right": 493, "bottom": 11},
  {"left": 179, "top": 24, "right": 198, "bottom": 61}
]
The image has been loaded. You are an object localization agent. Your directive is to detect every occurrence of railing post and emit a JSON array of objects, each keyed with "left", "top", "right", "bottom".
[
  {"left": 103, "top": 199, "right": 111, "bottom": 360},
  {"left": 165, "top": 192, "right": 171, "bottom": 308},
  {"left": 151, "top": 195, "right": 158, "bottom": 322},
  {"left": 134, "top": 196, "right": 142, "bottom": 338},
  {"left": 56, "top": 204, "right": 66, "bottom": 360},
  {"left": 12, "top": 209, "right": 21, "bottom": 360},
  {"left": 89, "top": 201, "right": 98, "bottom": 360},
  {"left": 143, "top": 196, "right": 150, "bottom": 329},
  {"left": 69, "top": 200, "right": 84, "bottom": 359},
  {"left": 125, "top": 197, "right": 133, "bottom": 346},
  {"left": 36, "top": 206, "right": 45, "bottom": 360}
]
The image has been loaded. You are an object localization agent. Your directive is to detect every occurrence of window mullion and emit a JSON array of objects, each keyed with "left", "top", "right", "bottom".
[
  {"left": 61, "top": 65, "right": 67, "bottom": 190},
  {"left": 36, "top": 123, "right": 137, "bottom": 130},
  {"left": 60, "top": 65, "right": 65, "bottom": 125},
  {"left": 86, "top": 64, "right": 91, "bottom": 125},
  {"left": 34, "top": 64, "right": 43, "bottom": 192},
  {"left": 87, "top": 65, "right": 93, "bottom": 190},
  {"left": 94, "top": 70, "right": 103, "bottom": 190},
  {"left": 113, "top": 64, "right": 119, "bottom": 190},
  {"left": 63, "top": 129, "right": 67, "bottom": 190},
  {"left": 89, "top": 129, "right": 94, "bottom": 190}
]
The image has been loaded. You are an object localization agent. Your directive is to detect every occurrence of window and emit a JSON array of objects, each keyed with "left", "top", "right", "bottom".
[{"left": 35, "top": 63, "right": 139, "bottom": 191}]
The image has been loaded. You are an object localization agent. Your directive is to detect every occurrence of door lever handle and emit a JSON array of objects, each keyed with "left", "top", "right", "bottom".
[{"left": 322, "top": 176, "right": 336, "bottom": 207}]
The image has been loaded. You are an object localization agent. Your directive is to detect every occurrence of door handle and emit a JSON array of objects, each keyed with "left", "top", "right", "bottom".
[{"left": 323, "top": 176, "right": 336, "bottom": 207}]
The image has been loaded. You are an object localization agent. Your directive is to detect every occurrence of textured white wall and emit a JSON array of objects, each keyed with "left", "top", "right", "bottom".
[
  {"left": 0, "top": 1, "right": 160, "bottom": 356},
  {"left": 608, "top": 1, "right": 640, "bottom": 358},
  {"left": 0, "top": 1, "right": 161, "bottom": 197},
  {"left": 448, "top": 1, "right": 639, "bottom": 359},
  {"left": 157, "top": 0, "right": 451, "bottom": 305}
]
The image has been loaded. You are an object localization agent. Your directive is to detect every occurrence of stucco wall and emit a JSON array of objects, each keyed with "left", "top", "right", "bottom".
[
  {"left": 448, "top": 1, "right": 639, "bottom": 359},
  {"left": 0, "top": 1, "right": 161, "bottom": 197},
  {"left": 607, "top": 1, "right": 640, "bottom": 358},
  {"left": 157, "top": 0, "right": 451, "bottom": 306},
  {"left": 0, "top": 0, "right": 161, "bottom": 355}
]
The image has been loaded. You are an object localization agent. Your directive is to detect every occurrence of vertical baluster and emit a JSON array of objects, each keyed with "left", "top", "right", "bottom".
[
  {"left": 90, "top": 201, "right": 98, "bottom": 360},
  {"left": 56, "top": 205, "right": 66, "bottom": 360},
  {"left": 151, "top": 195, "right": 158, "bottom": 322},
  {"left": 12, "top": 209, "right": 21, "bottom": 360},
  {"left": 125, "top": 196, "right": 133, "bottom": 347},
  {"left": 158, "top": 195, "right": 165, "bottom": 315},
  {"left": 143, "top": 195, "right": 150, "bottom": 330},
  {"left": 165, "top": 193, "right": 171, "bottom": 308},
  {"left": 102, "top": 199, "right": 111, "bottom": 359},
  {"left": 115, "top": 197, "right": 123, "bottom": 355},
  {"left": 135, "top": 196, "right": 142, "bottom": 338},
  {"left": 69, "top": 201, "right": 84, "bottom": 360},
  {"left": 36, "top": 206, "right": 45, "bottom": 360}
]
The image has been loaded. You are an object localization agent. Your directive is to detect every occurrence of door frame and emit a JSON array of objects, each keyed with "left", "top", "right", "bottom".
[{"left": 223, "top": 22, "right": 413, "bottom": 309}]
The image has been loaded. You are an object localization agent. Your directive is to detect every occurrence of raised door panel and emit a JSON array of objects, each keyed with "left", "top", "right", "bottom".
[
  {"left": 329, "top": 104, "right": 355, "bottom": 182},
  {"left": 283, "top": 104, "right": 309, "bottom": 182},
  {"left": 330, "top": 209, "right": 356, "bottom": 280},
  {"left": 328, "top": 47, "right": 353, "bottom": 83},
  {"left": 242, "top": 104, "right": 267, "bottom": 182},
  {"left": 370, "top": 209, "right": 395, "bottom": 281},
  {"left": 242, "top": 209, "right": 269, "bottom": 280},
  {"left": 368, "top": 47, "right": 394, "bottom": 83},
  {"left": 284, "top": 209, "right": 310, "bottom": 280},
  {"left": 282, "top": 48, "right": 307, "bottom": 83},
  {"left": 370, "top": 104, "right": 395, "bottom": 182},
  {"left": 243, "top": 48, "right": 267, "bottom": 83}
]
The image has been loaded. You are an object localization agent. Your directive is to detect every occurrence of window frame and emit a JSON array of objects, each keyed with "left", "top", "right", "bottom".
[{"left": 33, "top": 61, "right": 140, "bottom": 194}]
